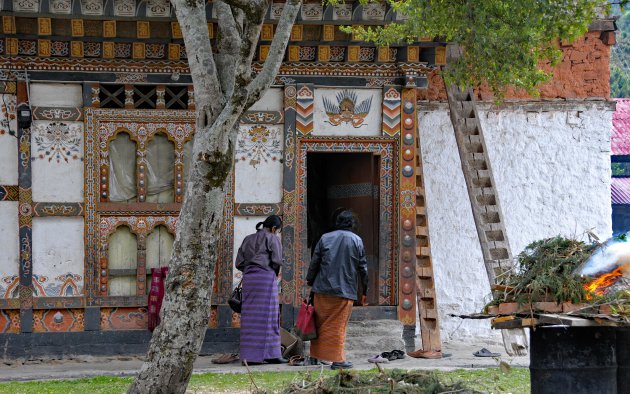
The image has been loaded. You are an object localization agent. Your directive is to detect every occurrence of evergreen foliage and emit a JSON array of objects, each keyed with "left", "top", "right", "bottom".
[
  {"left": 506, "top": 237, "right": 597, "bottom": 304},
  {"left": 611, "top": 8, "right": 630, "bottom": 98},
  {"left": 282, "top": 369, "right": 479, "bottom": 394}
]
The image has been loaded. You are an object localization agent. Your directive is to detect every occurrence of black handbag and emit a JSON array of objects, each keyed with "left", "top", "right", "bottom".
[{"left": 228, "top": 280, "right": 243, "bottom": 313}]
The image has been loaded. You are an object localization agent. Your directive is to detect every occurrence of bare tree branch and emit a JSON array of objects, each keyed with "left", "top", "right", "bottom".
[
  {"left": 215, "top": 1, "right": 242, "bottom": 98},
  {"left": 233, "top": 10, "right": 267, "bottom": 92},
  {"left": 171, "top": 0, "right": 223, "bottom": 119},
  {"left": 245, "top": 0, "right": 301, "bottom": 107}
]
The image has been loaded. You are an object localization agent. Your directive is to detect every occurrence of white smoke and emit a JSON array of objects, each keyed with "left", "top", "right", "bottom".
[{"left": 577, "top": 238, "right": 630, "bottom": 276}]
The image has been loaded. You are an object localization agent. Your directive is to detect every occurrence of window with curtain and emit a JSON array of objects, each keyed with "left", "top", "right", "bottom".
[
  {"left": 108, "top": 132, "right": 137, "bottom": 202},
  {"left": 145, "top": 225, "right": 174, "bottom": 294},
  {"left": 145, "top": 133, "right": 175, "bottom": 203},
  {"left": 108, "top": 225, "right": 138, "bottom": 296}
]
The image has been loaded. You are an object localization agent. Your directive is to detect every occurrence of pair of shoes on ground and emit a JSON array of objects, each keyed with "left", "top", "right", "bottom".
[
  {"left": 211, "top": 353, "right": 239, "bottom": 364},
  {"left": 241, "top": 357, "right": 288, "bottom": 366},
  {"left": 407, "top": 349, "right": 443, "bottom": 359},
  {"left": 368, "top": 349, "right": 405, "bottom": 363}
]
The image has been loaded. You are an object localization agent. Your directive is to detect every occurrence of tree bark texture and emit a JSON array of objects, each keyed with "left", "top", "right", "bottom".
[{"left": 128, "top": 0, "right": 301, "bottom": 392}]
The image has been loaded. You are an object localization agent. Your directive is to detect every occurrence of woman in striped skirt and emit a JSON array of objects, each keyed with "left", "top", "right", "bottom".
[
  {"left": 306, "top": 210, "right": 368, "bottom": 370},
  {"left": 235, "top": 215, "right": 286, "bottom": 365}
]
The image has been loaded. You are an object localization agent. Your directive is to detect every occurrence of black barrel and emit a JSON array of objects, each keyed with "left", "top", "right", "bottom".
[
  {"left": 530, "top": 326, "right": 617, "bottom": 394},
  {"left": 618, "top": 327, "right": 630, "bottom": 393}
]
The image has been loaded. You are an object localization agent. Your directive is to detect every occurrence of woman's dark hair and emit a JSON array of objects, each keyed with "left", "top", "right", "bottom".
[
  {"left": 256, "top": 215, "right": 283, "bottom": 231},
  {"left": 335, "top": 210, "right": 357, "bottom": 231}
]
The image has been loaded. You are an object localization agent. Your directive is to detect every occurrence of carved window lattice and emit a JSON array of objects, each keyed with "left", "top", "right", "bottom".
[
  {"left": 133, "top": 85, "right": 157, "bottom": 109},
  {"left": 97, "top": 84, "right": 191, "bottom": 109},
  {"left": 165, "top": 86, "right": 188, "bottom": 109},
  {"left": 99, "top": 84, "right": 126, "bottom": 108}
]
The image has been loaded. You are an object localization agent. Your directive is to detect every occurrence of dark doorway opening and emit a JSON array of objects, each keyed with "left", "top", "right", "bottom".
[{"left": 306, "top": 152, "right": 380, "bottom": 305}]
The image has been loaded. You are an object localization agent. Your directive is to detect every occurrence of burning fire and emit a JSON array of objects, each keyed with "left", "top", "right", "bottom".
[{"left": 584, "top": 266, "right": 624, "bottom": 299}]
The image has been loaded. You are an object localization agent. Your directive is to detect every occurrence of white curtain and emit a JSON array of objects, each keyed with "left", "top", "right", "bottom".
[
  {"left": 108, "top": 133, "right": 137, "bottom": 202},
  {"left": 146, "top": 225, "right": 174, "bottom": 294},
  {"left": 108, "top": 225, "right": 138, "bottom": 296},
  {"left": 145, "top": 133, "right": 174, "bottom": 203}
]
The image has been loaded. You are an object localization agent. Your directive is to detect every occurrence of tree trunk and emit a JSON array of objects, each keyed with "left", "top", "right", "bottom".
[{"left": 128, "top": 0, "right": 301, "bottom": 391}]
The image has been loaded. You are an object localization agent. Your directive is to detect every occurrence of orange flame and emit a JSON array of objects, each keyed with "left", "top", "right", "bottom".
[{"left": 584, "top": 266, "right": 623, "bottom": 299}]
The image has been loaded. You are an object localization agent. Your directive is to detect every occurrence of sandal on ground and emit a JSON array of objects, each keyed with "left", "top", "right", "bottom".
[
  {"left": 368, "top": 354, "right": 389, "bottom": 363},
  {"left": 212, "top": 353, "right": 239, "bottom": 364},
  {"left": 473, "top": 348, "right": 500, "bottom": 357},
  {"left": 391, "top": 350, "right": 406, "bottom": 359},
  {"left": 380, "top": 351, "right": 398, "bottom": 361},
  {"left": 407, "top": 349, "right": 443, "bottom": 359},
  {"left": 289, "top": 355, "right": 306, "bottom": 366},
  {"left": 331, "top": 361, "right": 353, "bottom": 370}
]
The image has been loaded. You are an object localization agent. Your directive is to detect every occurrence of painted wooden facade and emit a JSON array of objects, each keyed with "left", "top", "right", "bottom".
[{"left": 0, "top": 0, "right": 618, "bottom": 356}]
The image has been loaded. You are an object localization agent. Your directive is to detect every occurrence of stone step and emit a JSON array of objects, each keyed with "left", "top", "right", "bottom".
[{"left": 343, "top": 320, "right": 405, "bottom": 358}]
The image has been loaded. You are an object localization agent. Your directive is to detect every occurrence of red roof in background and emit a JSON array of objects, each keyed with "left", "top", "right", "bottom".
[
  {"left": 612, "top": 99, "right": 630, "bottom": 155},
  {"left": 612, "top": 178, "right": 630, "bottom": 204}
]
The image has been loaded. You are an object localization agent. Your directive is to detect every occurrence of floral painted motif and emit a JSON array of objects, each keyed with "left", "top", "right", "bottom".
[
  {"left": 236, "top": 125, "right": 282, "bottom": 168},
  {"left": 33, "top": 122, "right": 83, "bottom": 163}
]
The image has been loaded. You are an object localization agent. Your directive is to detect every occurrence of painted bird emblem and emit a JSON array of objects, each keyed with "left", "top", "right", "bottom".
[{"left": 323, "top": 90, "right": 372, "bottom": 128}]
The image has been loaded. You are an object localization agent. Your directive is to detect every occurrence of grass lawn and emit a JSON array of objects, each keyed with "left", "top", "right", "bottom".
[{"left": 0, "top": 367, "right": 529, "bottom": 393}]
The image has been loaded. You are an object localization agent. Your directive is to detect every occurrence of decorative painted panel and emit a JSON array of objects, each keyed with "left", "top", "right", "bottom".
[
  {"left": 0, "top": 202, "right": 19, "bottom": 299},
  {"left": 146, "top": 0, "right": 170, "bottom": 17},
  {"left": 114, "top": 0, "right": 136, "bottom": 16},
  {"left": 32, "top": 308, "right": 84, "bottom": 332},
  {"left": 382, "top": 86, "right": 401, "bottom": 136},
  {"left": 332, "top": 3, "right": 352, "bottom": 20},
  {"left": 0, "top": 310, "right": 20, "bottom": 333},
  {"left": 0, "top": 94, "right": 17, "bottom": 185},
  {"left": 100, "top": 307, "right": 147, "bottom": 330},
  {"left": 313, "top": 88, "right": 383, "bottom": 136},
  {"left": 31, "top": 121, "right": 84, "bottom": 202},
  {"left": 30, "top": 83, "right": 83, "bottom": 107},
  {"left": 80, "top": 0, "right": 104, "bottom": 15},
  {"left": 12, "top": 0, "right": 39, "bottom": 12},
  {"left": 296, "top": 84, "right": 314, "bottom": 135},
  {"left": 234, "top": 124, "right": 284, "bottom": 204},
  {"left": 32, "top": 217, "right": 84, "bottom": 297},
  {"left": 49, "top": 0, "right": 72, "bottom": 14}
]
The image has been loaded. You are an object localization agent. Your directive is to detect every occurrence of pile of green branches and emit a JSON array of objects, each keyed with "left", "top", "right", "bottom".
[
  {"left": 503, "top": 236, "right": 598, "bottom": 305},
  {"left": 282, "top": 369, "right": 479, "bottom": 394}
]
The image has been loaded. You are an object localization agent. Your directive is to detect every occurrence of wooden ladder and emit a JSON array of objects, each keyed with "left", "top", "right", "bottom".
[
  {"left": 415, "top": 129, "right": 442, "bottom": 351},
  {"left": 445, "top": 84, "right": 528, "bottom": 356}
]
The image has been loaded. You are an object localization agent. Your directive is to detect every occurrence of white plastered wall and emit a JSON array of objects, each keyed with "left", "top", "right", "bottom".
[
  {"left": 418, "top": 102, "right": 613, "bottom": 341},
  {"left": 29, "top": 83, "right": 85, "bottom": 296}
]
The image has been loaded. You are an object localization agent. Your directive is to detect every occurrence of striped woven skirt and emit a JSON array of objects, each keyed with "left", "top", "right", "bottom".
[
  {"left": 309, "top": 293, "right": 354, "bottom": 363},
  {"left": 239, "top": 265, "right": 281, "bottom": 363}
]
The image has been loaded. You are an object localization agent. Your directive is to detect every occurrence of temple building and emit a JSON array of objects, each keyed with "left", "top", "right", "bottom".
[{"left": 0, "top": 1, "right": 617, "bottom": 357}]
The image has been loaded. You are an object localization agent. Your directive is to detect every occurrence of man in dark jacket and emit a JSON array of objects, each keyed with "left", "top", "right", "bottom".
[{"left": 306, "top": 210, "right": 368, "bottom": 369}]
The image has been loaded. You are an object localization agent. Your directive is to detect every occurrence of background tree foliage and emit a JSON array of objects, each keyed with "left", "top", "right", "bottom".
[
  {"left": 611, "top": 6, "right": 630, "bottom": 98},
  {"left": 353, "top": 0, "right": 606, "bottom": 97}
]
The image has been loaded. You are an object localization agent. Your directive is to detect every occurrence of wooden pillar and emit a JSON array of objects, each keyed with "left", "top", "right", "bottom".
[{"left": 17, "top": 80, "right": 33, "bottom": 333}]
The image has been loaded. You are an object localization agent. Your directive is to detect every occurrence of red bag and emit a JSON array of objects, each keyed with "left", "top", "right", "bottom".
[{"left": 294, "top": 298, "right": 317, "bottom": 341}]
